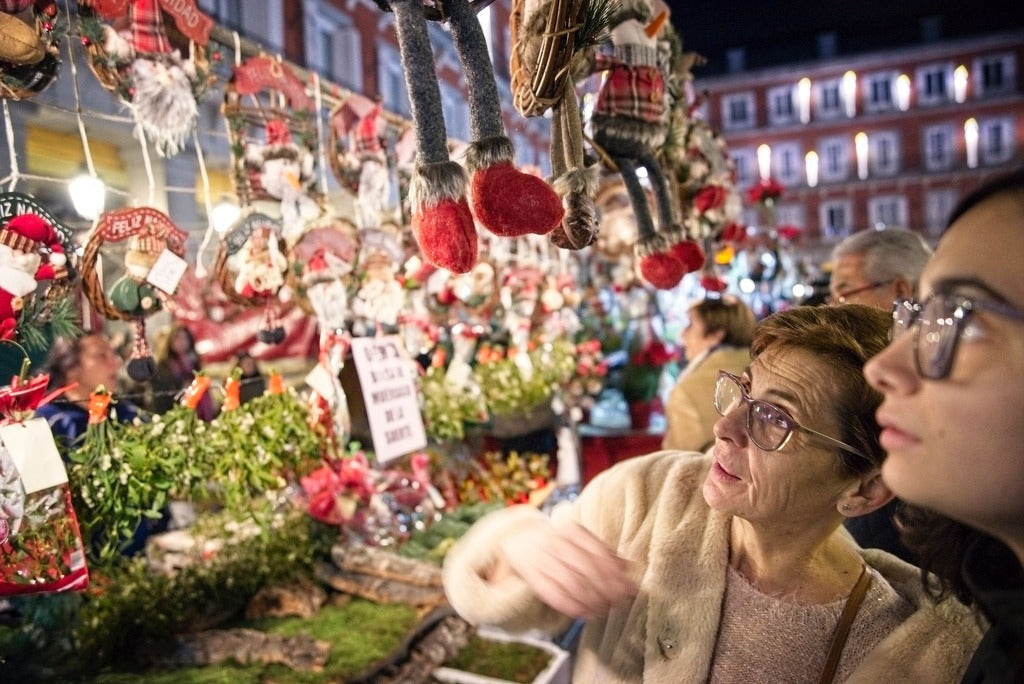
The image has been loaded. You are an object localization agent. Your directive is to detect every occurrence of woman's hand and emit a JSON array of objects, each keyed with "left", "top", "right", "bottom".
[{"left": 497, "top": 520, "right": 638, "bottom": 619}]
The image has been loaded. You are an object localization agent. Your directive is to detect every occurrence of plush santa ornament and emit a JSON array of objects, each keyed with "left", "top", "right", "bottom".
[
  {"left": 304, "top": 247, "right": 352, "bottom": 332},
  {"left": 351, "top": 103, "right": 391, "bottom": 230},
  {"left": 385, "top": 0, "right": 564, "bottom": 273},
  {"left": 0, "top": 213, "right": 68, "bottom": 336}
]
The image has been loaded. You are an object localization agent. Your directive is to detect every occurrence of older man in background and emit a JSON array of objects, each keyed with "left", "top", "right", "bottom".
[
  {"left": 829, "top": 227, "right": 932, "bottom": 565},
  {"left": 829, "top": 227, "right": 932, "bottom": 308}
]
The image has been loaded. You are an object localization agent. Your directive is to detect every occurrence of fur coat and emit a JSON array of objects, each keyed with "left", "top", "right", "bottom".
[
  {"left": 442, "top": 452, "right": 983, "bottom": 683},
  {"left": 662, "top": 345, "right": 750, "bottom": 452}
]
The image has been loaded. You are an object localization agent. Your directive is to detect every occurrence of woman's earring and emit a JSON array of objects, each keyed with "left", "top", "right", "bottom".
[{"left": 840, "top": 503, "right": 853, "bottom": 513}]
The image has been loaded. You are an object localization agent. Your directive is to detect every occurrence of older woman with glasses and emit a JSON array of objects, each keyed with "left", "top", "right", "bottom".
[
  {"left": 443, "top": 305, "right": 980, "bottom": 683},
  {"left": 865, "top": 168, "right": 1024, "bottom": 682}
]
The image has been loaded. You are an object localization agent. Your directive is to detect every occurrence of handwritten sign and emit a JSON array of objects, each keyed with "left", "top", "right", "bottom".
[{"left": 350, "top": 335, "right": 426, "bottom": 465}]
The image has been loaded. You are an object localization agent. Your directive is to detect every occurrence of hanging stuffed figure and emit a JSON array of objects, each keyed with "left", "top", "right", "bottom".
[
  {"left": 588, "top": 0, "right": 705, "bottom": 289},
  {"left": 384, "top": 0, "right": 565, "bottom": 274}
]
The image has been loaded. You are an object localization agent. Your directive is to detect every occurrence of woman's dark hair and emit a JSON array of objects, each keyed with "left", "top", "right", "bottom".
[
  {"left": 751, "top": 304, "right": 890, "bottom": 478},
  {"left": 691, "top": 296, "right": 756, "bottom": 348},
  {"left": 154, "top": 324, "right": 198, "bottom": 365},
  {"left": 945, "top": 166, "right": 1024, "bottom": 229},
  {"left": 41, "top": 334, "right": 99, "bottom": 389}
]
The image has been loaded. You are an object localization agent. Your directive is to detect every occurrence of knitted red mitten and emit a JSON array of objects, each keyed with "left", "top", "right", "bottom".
[
  {"left": 467, "top": 137, "right": 563, "bottom": 238},
  {"left": 639, "top": 250, "right": 686, "bottom": 290}
]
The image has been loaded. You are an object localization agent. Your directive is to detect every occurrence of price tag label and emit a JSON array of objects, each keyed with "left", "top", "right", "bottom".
[
  {"left": 0, "top": 418, "right": 68, "bottom": 494},
  {"left": 145, "top": 249, "right": 188, "bottom": 294}
]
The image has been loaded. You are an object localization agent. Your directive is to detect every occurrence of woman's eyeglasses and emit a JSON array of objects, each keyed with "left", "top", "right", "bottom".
[
  {"left": 713, "top": 371, "right": 869, "bottom": 458},
  {"left": 891, "top": 294, "right": 1024, "bottom": 380},
  {"left": 827, "top": 279, "right": 895, "bottom": 305}
]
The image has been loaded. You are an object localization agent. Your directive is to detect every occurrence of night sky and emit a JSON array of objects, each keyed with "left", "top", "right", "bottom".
[{"left": 669, "top": 0, "right": 1024, "bottom": 75}]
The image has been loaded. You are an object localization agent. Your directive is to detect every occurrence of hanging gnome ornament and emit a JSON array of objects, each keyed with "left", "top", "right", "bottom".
[
  {"left": 233, "top": 224, "right": 289, "bottom": 342},
  {"left": 120, "top": 0, "right": 199, "bottom": 155},
  {"left": 244, "top": 119, "right": 322, "bottom": 242},
  {"left": 0, "top": 213, "right": 68, "bottom": 339},
  {"left": 384, "top": 0, "right": 565, "bottom": 274},
  {"left": 589, "top": 0, "right": 704, "bottom": 289},
  {"left": 351, "top": 102, "right": 391, "bottom": 230}
]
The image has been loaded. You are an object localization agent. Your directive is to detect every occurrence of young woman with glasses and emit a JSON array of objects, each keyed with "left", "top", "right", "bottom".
[
  {"left": 442, "top": 305, "right": 980, "bottom": 683},
  {"left": 865, "top": 168, "right": 1024, "bottom": 682}
]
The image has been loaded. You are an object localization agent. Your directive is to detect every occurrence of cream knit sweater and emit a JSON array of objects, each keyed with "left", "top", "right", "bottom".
[{"left": 442, "top": 451, "right": 982, "bottom": 683}]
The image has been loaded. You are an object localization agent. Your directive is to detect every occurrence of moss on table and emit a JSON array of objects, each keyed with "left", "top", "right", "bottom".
[{"left": 441, "top": 634, "right": 554, "bottom": 682}]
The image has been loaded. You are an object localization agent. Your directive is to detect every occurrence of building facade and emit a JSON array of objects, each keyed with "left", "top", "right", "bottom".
[{"left": 696, "top": 30, "right": 1024, "bottom": 257}]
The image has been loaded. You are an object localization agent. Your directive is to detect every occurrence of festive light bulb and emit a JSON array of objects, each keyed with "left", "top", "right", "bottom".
[
  {"left": 757, "top": 144, "right": 772, "bottom": 182},
  {"left": 211, "top": 198, "right": 241, "bottom": 233},
  {"left": 805, "top": 151, "right": 818, "bottom": 188},
  {"left": 797, "top": 78, "right": 811, "bottom": 124},
  {"left": 896, "top": 74, "right": 911, "bottom": 111},
  {"left": 954, "top": 65, "right": 969, "bottom": 103},
  {"left": 964, "top": 118, "right": 979, "bottom": 169},
  {"left": 855, "top": 132, "right": 869, "bottom": 180},
  {"left": 69, "top": 173, "right": 105, "bottom": 220}
]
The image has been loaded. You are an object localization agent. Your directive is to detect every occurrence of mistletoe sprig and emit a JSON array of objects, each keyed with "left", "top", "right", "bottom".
[
  {"left": 419, "top": 362, "right": 488, "bottom": 443},
  {"left": 67, "top": 385, "right": 321, "bottom": 563}
]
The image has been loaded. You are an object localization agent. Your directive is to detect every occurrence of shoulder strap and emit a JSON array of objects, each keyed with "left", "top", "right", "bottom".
[{"left": 818, "top": 565, "right": 872, "bottom": 684}]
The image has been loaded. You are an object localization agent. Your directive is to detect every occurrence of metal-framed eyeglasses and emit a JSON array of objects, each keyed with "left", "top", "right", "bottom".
[
  {"left": 891, "top": 293, "right": 1024, "bottom": 380},
  {"left": 713, "top": 370, "right": 869, "bottom": 458},
  {"left": 827, "top": 279, "right": 895, "bottom": 305}
]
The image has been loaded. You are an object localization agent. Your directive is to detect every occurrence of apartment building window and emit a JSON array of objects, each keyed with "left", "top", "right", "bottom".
[
  {"left": 776, "top": 204, "right": 805, "bottom": 229},
  {"left": 974, "top": 53, "right": 1016, "bottom": 97},
  {"left": 378, "top": 44, "right": 410, "bottom": 117},
  {"left": 864, "top": 71, "right": 896, "bottom": 112},
  {"left": 917, "top": 63, "right": 952, "bottom": 105},
  {"left": 868, "top": 195, "right": 908, "bottom": 229},
  {"left": 731, "top": 147, "right": 756, "bottom": 187},
  {"left": 869, "top": 131, "right": 900, "bottom": 176},
  {"left": 200, "top": 0, "right": 241, "bottom": 28},
  {"left": 816, "top": 79, "right": 843, "bottom": 118},
  {"left": 722, "top": 93, "right": 756, "bottom": 131},
  {"left": 768, "top": 85, "right": 796, "bottom": 125},
  {"left": 306, "top": 4, "right": 363, "bottom": 91},
  {"left": 819, "top": 200, "right": 852, "bottom": 239},
  {"left": 980, "top": 117, "right": 1015, "bottom": 164},
  {"left": 772, "top": 142, "right": 802, "bottom": 185},
  {"left": 924, "top": 188, "right": 958, "bottom": 236},
  {"left": 923, "top": 124, "right": 955, "bottom": 171},
  {"left": 819, "top": 136, "right": 849, "bottom": 182}
]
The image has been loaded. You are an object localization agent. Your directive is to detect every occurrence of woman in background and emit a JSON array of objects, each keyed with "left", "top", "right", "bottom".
[
  {"left": 148, "top": 324, "right": 217, "bottom": 420},
  {"left": 662, "top": 296, "right": 755, "bottom": 451},
  {"left": 865, "top": 168, "right": 1024, "bottom": 681}
]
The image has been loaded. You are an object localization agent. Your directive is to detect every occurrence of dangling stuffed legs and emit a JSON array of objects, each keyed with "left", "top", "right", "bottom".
[
  {"left": 443, "top": 0, "right": 563, "bottom": 238},
  {"left": 391, "top": 0, "right": 477, "bottom": 273}
]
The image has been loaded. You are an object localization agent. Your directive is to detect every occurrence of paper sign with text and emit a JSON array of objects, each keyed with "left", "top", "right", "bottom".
[
  {"left": 0, "top": 418, "right": 68, "bottom": 494},
  {"left": 145, "top": 249, "right": 188, "bottom": 294},
  {"left": 350, "top": 336, "right": 427, "bottom": 464}
]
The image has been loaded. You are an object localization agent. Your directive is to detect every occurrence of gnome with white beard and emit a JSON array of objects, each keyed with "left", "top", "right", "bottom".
[{"left": 0, "top": 213, "right": 67, "bottom": 338}]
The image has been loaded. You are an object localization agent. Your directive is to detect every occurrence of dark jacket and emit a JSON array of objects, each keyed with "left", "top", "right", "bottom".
[{"left": 960, "top": 542, "right": 1024, "bottom": 683}]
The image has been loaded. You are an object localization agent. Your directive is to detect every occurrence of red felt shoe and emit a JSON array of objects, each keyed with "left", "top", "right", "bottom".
[
  {"left": 470, "top": 162, "right": 564, "bottom": 238},
  {"left": 639, "top": 250, "right": 686, "bottom": 290}
]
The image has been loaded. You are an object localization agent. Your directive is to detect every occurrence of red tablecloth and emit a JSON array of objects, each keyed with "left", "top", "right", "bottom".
[{"left": 579, "top": 424, "right": 665, "bottom": 485}]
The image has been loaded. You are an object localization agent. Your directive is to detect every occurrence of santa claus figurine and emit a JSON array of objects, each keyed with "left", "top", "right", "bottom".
[{"left": 0, "top": 213, "right": 68, "bottom": 337}]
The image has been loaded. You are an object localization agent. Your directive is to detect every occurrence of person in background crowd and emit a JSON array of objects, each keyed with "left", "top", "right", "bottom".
[
  {"left": 35, "top": 332, "right": 165, "bottom": 555},
  {"left": 662, "top": 296, "right": 755, "bottom": 452},
  {"left": 148, "top": 323, "right": 217, "bottom": 420},
  {"left": 234, "top": 351, "right": 266, "bottom": 405},
  {"left": 829, "top": 227, "right": 933, "bottom": 565},
  {"left": 865, "top": 168, "right": 1024, "bottom": 682},
  {"left": 443, "top": 306, "right": 980, "bottom": 683},
  {"left": 828, "top": 227, "right": 932, "bottom": 308},
  {"left": 35, "top": 332, "right": 137, "bottom": 449}
]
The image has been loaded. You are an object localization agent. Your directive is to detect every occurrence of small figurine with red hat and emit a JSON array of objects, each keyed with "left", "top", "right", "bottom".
[{"left": 0, "top": 212, "right": 68, "bottom": 338}]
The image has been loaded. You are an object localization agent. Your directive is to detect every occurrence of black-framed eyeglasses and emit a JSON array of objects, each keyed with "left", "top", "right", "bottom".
[
  {"left": 891, "top": 294, "right": 1024, "bottom": 380},
  {"left": 713, "top": 370, "right": 869, "bottom": 458},
  {"left": 827, "top": 279, "right": 895, "bottom": 305}
]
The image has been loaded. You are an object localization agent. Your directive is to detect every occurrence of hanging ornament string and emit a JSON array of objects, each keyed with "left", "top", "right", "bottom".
[
  {"left": 63, "top": 0, "right": 99, "bottom": 184},
  {"left": 2, "top": 99, "right": 19, "bottom": 192},
  {"left": 312, "top": 71, "right": 329, "bottom": 198},
  {"left": 193, "top": 127, "right": 216, "bottom": 278},
  {"left": 134, "top": 121, "right": 157, "bottom": 207}
]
